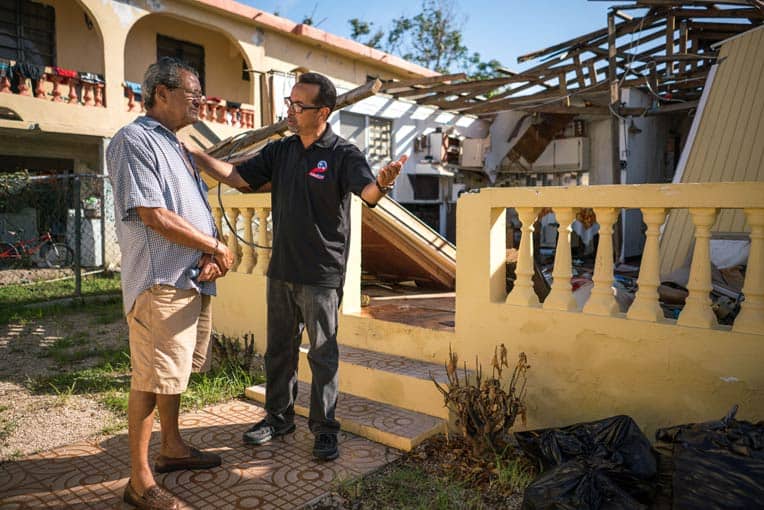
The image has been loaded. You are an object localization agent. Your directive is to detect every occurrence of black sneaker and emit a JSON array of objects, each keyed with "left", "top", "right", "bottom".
[
  {"left": 312, "top": 433, "right": 339, "bottom": 461},
  {"left": 242, "top": 419, "right": 295, "bottom": 445}
]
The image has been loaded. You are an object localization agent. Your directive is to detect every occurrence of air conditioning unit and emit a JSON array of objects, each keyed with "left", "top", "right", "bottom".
[
  {"left": 532, "top": 137, "right": 590, "bottom": 171},
  {"left": 460, "top": 137, "right": 490, "bottom": 168},
  {"left": 425, "top": 131, "right": 462, "bottom": 164}
]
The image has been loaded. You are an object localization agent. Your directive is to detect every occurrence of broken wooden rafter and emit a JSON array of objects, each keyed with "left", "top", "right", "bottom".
[
  {"left": 380, "top": 72, "right": 466, "bottom": 93},
  {"left": 206, "top": 78, "right": 382, "bottom": 160}
]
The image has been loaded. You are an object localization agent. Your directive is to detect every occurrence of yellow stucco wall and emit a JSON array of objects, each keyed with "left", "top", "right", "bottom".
[
  {"left": 262, "top": 31, "right": 404, "bottom": 89},
  {"left": 124, "top": 13, "right": 253, "bottom": 104},
  {"left": 39, "top": 0, "right": 105, "bottom": 74}
]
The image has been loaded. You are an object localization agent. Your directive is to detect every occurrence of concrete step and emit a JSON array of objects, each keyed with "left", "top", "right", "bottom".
[
  {"left": 245, "top": 381, "right": 446, "bottom": 451},
  {"left": 298, "top": 344, "right": 452, "bottom": 419}
]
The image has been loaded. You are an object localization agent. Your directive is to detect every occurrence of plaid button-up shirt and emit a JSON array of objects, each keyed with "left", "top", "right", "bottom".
[{"left": 107, "top": 116, "right": 217, "bottom": 314}]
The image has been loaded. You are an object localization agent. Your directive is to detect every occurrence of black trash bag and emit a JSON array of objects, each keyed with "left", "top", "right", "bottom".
[
  {"left": 516, "top": 415, "right": 658, "bottom": 510},
  {"left": 655, "top": 405, "right": 764, "bottom": 510}
]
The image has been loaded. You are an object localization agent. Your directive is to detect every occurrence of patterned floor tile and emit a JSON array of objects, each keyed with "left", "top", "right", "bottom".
[{"left": 0, "top": 400, "right": 398, "bottom": 510}]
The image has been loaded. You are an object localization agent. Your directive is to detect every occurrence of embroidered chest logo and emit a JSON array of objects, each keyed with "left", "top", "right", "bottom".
[{"left": 308, "top": 160, "right": 328, "bottom": 180}]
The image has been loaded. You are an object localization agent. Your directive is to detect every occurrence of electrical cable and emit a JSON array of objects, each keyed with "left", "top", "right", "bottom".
[{"left": 214, "top": 131, "right": 273, "bottom": 250}]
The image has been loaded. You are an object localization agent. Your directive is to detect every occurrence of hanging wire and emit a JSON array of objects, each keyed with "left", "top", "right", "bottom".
[{"left": 214, "top": 130, "right": 273, "bottom": 250}]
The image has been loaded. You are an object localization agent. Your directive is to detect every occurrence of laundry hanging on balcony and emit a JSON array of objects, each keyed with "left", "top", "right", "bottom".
[
  {"left": 123, "top": 80, "right": 142, "bottom": 101},
  {"left": 78, "top": 72, "right": 104, "bottom": 84},
  {"left": 10, "top": 62, "right": 44, "bottom": 93},
  {"left": 53, "top": 67, "right": 78, "bottom": 79}
]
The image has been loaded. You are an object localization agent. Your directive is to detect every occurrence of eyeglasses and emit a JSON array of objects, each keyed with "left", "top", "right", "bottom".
[
  {"left": 172, "top": 87, "right": 205, "bottom": 101},
  {"left": 284, "top": 97, "right": 324, "bottom": 114}
]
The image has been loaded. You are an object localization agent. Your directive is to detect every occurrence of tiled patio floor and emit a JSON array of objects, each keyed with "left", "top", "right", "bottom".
[{"left": 0, "top": 400, "right": 400, "bottom": 509}]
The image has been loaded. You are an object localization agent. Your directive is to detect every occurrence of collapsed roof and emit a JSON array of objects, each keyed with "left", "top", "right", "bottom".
[{"left": 380, "top": 1, "right": 764, "bottom": 117}]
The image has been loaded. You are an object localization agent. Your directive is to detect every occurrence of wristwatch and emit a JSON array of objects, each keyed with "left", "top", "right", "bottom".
[{"left": 375, "top": 179, "right": 394, "bottom": 193}]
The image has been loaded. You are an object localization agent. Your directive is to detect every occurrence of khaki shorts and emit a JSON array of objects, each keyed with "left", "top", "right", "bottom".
[{"left": 127, "top": 285, "right": 212, "bottom": 394}]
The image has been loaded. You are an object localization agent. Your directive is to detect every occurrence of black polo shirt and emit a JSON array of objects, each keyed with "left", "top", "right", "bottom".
[{"left": 236, "top": 124, "right": 375, "bottom": 288}]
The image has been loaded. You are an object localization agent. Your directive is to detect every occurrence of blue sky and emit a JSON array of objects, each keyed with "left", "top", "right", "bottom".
[{"left": 241, "top": 0, "right": 615, "bottom": 71}]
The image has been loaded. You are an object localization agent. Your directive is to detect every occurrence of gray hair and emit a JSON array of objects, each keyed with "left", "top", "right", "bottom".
[{"left": 142, "top": 57, "right": 198, "bottom": 109}]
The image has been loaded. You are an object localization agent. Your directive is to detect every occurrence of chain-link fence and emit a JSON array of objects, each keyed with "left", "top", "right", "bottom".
[{"left": 0, "top": 171, "right": 121, "bottom": 303}]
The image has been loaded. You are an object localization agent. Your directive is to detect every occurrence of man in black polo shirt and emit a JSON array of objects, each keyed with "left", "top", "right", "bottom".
[{"left": 191, "top": 72, "right": 405, "bottom": 461}]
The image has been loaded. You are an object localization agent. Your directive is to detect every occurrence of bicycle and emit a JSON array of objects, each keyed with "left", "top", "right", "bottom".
[{"left": 0, "top": 229, "right": 74, "bottom": 269}]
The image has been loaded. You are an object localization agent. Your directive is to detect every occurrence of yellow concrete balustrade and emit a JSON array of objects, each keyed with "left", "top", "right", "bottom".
[
  {"left": 456, "top": 182, "right": 764, "bottom": 433},
  {"left": 211, "top": 183, "right": 764, "bottom": 435}
]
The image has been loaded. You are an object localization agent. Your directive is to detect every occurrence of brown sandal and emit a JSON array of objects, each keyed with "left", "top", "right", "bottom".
[
  {"left": 154, "top": 446, "right": 222, "bottom": 473},
  {"left": 123, "top": 480, "right": 179, "bottom": 510}
]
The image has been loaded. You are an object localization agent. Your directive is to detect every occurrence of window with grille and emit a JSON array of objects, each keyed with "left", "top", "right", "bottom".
[
  {"left": 0, "top": 0, "right": 56, "bottom": 65},
  {"left": 339, "top": 112, "right": 392, "bottom": 170},
  {"left": 157, "top": 34, "right": 205, "bottom": 91}
]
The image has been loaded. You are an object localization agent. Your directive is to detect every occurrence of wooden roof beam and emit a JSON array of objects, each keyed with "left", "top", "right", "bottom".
[{"left": 381, "top": 72, "right": 467, "bottom": 93}]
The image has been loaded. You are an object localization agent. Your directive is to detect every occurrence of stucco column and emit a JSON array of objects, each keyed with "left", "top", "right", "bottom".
[
  {"left": 455, "top": 195, "right": 506, "bottom": 337},
  {"left": 341, "top": 196, "right": 363, "bottom": 314}
]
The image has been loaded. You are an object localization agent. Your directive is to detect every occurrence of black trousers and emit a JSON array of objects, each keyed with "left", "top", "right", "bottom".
[{"left": 264, "top": 278, "right": 341, "bottom": 435}]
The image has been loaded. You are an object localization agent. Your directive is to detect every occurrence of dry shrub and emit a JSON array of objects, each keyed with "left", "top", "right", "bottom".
[
  {"left": 433, "top": 344, "right": 530, "bottom": 455},
  {"left": 211, "top": 332, "right": 258, "bottom": 372}
]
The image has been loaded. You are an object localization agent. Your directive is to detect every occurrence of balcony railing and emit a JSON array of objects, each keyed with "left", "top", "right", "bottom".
[
  {"left": 0, "top": 61, "right": 105, "bottom": 107},
  {"left": 209, "top": 191, "right": 272, "bottom": 275},
  {"left": 121, "top": 84, "right": 255, "bottom": 129},
  {"left": 456, "top": 182, "right": 764, "bottom": 336}
]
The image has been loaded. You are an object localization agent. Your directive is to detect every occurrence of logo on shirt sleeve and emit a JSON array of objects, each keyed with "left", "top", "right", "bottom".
[{"left": 308, "top": 160, "right": 328, "bottom": 180}]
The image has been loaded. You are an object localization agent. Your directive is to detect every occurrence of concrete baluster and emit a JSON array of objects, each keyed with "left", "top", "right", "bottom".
[
  {"left": 240, "top": 208, "right": 256, "bottom": 273},
  {"left": 733, "top": 208, "right": 764, "bottom": 334},
  {"left": 225, "top": 208, "right": 240, "bottom": 272},
  {"left": 627, "top": 208, "right": 667, "bottom": 321},
  {"left": 51, "top": 75, "right": 63, "bottom": 102},
  {"left": 216, "top": 104, "right": 226, "bottom": 123},
  {"left": 677, "top": 208, "right": 717, "bottom": 328},
  {"left": 18, "top": 76, "right": 30, "bottom": 95},
  {"left": 544, "top": 207, "right": 578, "bottom": 311},
  {"left": 82, "top": 83, "right": 94, "bottom": 106},
  {"left": 67, "top": 78, "right": 78, "bottom": 104},
  {"left": 0, "top": 75, "right": 10, "bottom": 93},
  {"left": 125, "top": 86, "right": 136, "bottom": 111},
  {"left": 506, "top": 207, "right": 540, "bottom": 307},
  {"left": 255, "top": 207, "right": 271, "bottom": 275},
  {"left": 94, "top": 83, "right": 104, "bottom": 107},
  {"left": 583, "top": 207, "right": 619, "bottom": 316},
  {"left": 199, "top": 100, "right": 208, "bottom": 120},
  {"left": 34, "top": 75, "right": 46, "bottom": 98}
]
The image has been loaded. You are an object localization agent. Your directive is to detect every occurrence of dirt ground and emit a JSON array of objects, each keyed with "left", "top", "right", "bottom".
[
  {"left": 0, "top": 308, "right": 127, "bottom": 461},
  {"left": 0, "top": 268, "right": 74, "bottom": 286}
]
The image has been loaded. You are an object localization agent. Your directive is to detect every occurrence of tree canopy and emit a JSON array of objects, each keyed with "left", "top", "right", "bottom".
[{"left": 348, "top": 0, "right": 503, "bottom": 78}]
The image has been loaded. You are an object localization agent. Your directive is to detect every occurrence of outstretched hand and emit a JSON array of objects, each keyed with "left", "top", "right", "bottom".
[{"left": 377, "top": 154, "right": 408, "bottom": 187}]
